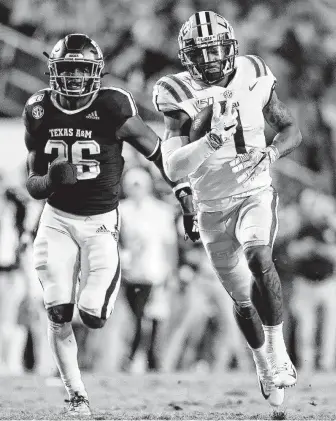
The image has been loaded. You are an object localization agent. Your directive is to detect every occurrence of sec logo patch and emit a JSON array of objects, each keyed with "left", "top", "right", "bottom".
[{"left": 32, "top": 105, "right": 44, "bottom": 119}]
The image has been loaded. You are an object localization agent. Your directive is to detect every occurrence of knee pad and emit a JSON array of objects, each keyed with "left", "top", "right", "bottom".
[
  {"left": 47, "top": 304, "right": 74, "bottom": 324},
  {"left": 244, "top": 245, "right": 273, "bottom": 275},
  {"left": 79, "top": 309, "right": 106, "bottom": 329},
  {"left": 234, "top": 300, "right": 257, "bottom": 319}
]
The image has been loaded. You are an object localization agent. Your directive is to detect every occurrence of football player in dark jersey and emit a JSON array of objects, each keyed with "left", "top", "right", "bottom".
[{"left": 23, "top": 33, "right": 197, "bottom": 416}]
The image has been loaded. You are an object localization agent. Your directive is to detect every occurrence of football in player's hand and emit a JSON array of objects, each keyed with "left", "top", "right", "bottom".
[
  {"left": 48, "top": 158, "right": 78, "bottom": 187},
  {"left": 189, "top": 101, "right": 226, "bottom": 143}
]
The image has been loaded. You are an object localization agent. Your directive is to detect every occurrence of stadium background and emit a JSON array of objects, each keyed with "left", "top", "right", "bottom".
[{"left": 0, "top": 0, "right": 336, "bottom": 418}]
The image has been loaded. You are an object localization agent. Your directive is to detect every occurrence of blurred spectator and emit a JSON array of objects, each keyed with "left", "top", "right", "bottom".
[
  {"left": 288, "top": 189, "right": 336, "bottom": 372},
  {"left": 119, "top": 167, "right": 178, "bottom": 372},
  {"left": 0, "top": 178, "right": 27, "bottom": 375},
  {"left": 162, "top": 247, "right": 251, "bottom": 372}
]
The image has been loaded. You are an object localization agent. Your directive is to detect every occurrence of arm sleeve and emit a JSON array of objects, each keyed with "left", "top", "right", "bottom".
[
  {"left": 161, "top": 134, "right": 214, "bottom": 182},
  {"left": 24, "top": 117, "right": 52, "bottom": 200}
]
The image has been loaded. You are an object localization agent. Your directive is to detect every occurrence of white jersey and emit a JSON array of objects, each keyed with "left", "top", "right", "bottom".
[{"left": 153, "top": 55, "right": 277, "bottom": 211}]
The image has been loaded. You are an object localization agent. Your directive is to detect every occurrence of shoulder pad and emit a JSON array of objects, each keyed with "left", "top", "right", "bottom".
[
  {"left": 23, "top": 88, "right": 51, "bottom": 133},
  {"left": 153, "top": 73, "right": 194, "bottom": 113},
  {"left": 26, "top": 88, "right": 50, "bottom": 107},
  {"left": 99, "top": 87, "right": 138, "bottom": 117},
  {"left": 241, "top": 55, "right": 277, "bottom": 82},
  {"left": 258, "top": 76, "right": 277, "bottom": 108}
]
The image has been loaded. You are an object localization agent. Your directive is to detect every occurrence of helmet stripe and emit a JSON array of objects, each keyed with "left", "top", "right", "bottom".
[
  {"left": 205, "top": 11, "right": 213, "bottom": 35},
  {"left": 199, "top": 12, "right": 209, "bottom": 37},
  {"left": 168, "top": 75, "right": 193, "bottom": 99},
  {"left": 246, "top": 55, "right": 261, "bottom": 77},
  {"left": 194, "top": 13, "right": 203, "bottom": 37}
]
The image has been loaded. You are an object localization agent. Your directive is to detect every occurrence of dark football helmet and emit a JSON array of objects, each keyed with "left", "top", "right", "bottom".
[
  {"left": 178, "top": 11, "right": 238, "bottom": 85},
  {"left": 48, "top": 33, "right": 104, "bottom": 97}
]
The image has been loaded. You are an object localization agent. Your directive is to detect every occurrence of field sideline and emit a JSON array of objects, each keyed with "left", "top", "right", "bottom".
[{"left": 0, "top": 371, "right": 335, "bottom": 420}]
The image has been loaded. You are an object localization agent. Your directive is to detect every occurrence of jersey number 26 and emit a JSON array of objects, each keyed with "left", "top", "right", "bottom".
[{"left": 45, "top": 139, "right": 100, "bottom": 180}]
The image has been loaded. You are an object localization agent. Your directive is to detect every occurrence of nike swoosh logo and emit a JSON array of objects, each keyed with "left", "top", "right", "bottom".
[
  {"left": 259, "top": 380, "right": 270, "bottom": 399},
  {"left": 289, "top": 368, "right": 297, "bottom": 378},
  {"left": 249, "top": 81, "right": 258, "bottom": 91}
]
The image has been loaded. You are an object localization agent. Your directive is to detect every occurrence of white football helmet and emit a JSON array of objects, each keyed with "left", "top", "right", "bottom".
[{"left": 178, "top": 11, "right": 238, "bottom": 85}]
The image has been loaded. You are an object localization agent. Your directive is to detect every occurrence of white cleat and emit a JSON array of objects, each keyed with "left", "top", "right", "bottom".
[
  {"left": 257, "top": 368, "right": 285, "bottom": 407},
  {"left": 67, "top": 392, "right": 92, "bottom": 417},
  {"left": 269, "top": 355, "right": 297, "bottom": 389}
]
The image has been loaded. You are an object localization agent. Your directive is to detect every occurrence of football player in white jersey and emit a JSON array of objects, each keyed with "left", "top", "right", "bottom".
[{"left": 153, "top": 11, "right": 302, "bottom": 407}]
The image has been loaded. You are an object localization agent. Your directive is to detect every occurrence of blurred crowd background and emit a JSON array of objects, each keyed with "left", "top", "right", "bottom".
[{"left": 0, "top": 0, "right": 336, "bottom": 379}]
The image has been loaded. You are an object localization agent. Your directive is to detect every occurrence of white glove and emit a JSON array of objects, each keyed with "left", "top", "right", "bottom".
[
  {"left": 229, "top": 145, "right": 279, "bottom": 187},
  {"left": 206, "top": 101, "right": 238, "bottom": 150}
]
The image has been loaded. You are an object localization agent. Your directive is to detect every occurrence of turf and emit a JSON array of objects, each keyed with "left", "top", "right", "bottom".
[{"left": 0, "top": 371, "right": 335, "bottom": 420}]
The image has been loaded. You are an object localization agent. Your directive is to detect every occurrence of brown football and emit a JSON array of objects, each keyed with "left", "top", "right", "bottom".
[{"left": 189, "top": 101, "right": 226, "bottom": 143}]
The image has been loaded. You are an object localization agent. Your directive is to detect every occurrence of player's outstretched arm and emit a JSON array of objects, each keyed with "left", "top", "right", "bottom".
[
  {"left": 117, "top": 113, "right": 175, "bottom": 187},
  {"left": 118, "top": 113, "right": 199, "bottom": 241},
  {"left": 161, "top": 104, "right": 237, "bottom": 182},
  {"left": 263, "top": 90, "right": 302, "bottom": 158}
]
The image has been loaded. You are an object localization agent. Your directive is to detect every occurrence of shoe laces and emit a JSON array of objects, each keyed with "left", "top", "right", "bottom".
[
  {"left": 259, "top": 368, "right": 273, "bottom": 380},
  {"left": 66, "top": 392, "right": 89, "bottom": 408},
  {"left": 271, "top": 359, "right": 291, "bottom": 375}
]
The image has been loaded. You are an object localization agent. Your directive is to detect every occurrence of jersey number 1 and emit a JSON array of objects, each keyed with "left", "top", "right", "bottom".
[
  {"left": 233, "top": 110, "right": 247, "bottom": 154},
  {"left": 45, "top": 139, "right": 100, "bottom": 180}
]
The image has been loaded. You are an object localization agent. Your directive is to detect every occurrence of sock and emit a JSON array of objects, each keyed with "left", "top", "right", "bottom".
[
  {"left": 47, "top": 320, "right": 88, "bottom": 399},
  {"left": 263, "top": 322, "right": 287, "bottom": 357},
  {"left": 248, "top": 343, "right": 269, "bottom": 370}
]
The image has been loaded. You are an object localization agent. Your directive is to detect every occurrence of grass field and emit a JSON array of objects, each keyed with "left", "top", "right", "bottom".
[{"left": 0, "top": 371, "right": 335, "bottom": 420}]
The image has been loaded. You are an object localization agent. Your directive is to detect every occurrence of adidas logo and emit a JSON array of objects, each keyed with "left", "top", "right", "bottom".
[
  {"left": 176, "top": 188, "right": 188, "bottom": 199},
  {"left": 96, "top": 224, "right": 110, "bottom": 233},
  {"left": 86, "top": 111, "right": 100, "bottom": 120}
]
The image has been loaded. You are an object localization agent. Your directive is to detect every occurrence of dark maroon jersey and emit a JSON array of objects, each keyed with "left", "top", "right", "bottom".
[{"left": 23, "top": 87, "right": 144, "bottom": 215}]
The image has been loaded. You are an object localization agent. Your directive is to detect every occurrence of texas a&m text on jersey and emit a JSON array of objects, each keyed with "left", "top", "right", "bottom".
[{"left": 24, "top": 86, "right": 141, "bottom": 215}]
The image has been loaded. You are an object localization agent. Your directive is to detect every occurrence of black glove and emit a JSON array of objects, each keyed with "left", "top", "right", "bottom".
[
  {"left": 48, "top": 158, "right": 78, "bottom": 188},
  {"left": 183, "top": 213, "right": 200, "bottom": 242}
]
